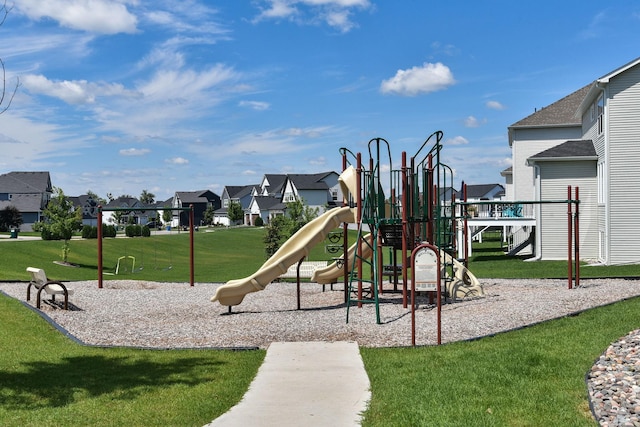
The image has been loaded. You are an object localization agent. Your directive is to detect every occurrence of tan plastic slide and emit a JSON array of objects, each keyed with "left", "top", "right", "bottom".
[
  {"left": 211, "top": 206, "right": 357, "bottom": 306},
  {"left": 311, "top": 233, "right": 373, "bottom": 284},
  {"left": 442, "top": 252, "right": 485, "bottom": 299}
]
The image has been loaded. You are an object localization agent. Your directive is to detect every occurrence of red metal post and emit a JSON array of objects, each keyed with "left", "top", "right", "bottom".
[
  {"left": 189, "top": 205, "right": 195, "bottom": 286},
  {"left": 97, "top": 206, "right": 103, "bottom": 289},
  {"left": 401, "top": 151, "right": 408, "bottom": 308},
  {"left": 356, "top": 153, "right": 363, "bottom": 307},
  {"left": 567, "top": 186, "right": 573, "bottom": 289},
  {"left": 574, "top": 187, "right": 580, "bottom": 287}
]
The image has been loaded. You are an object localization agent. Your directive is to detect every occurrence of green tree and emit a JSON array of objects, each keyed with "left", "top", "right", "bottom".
[
  {"left": 0, "top": 205, "right": 22, "bottom": 231},
  {"left": 86, "top": 190, "right": 107, "bottom": 205},
  {"left": 203, "top": 205, "right": 215, "bottom": 225},
  {"left": 140, "top": 189, "right": 155, "bottom": 204},
  {"left": 162, "top": 209, "right": 173, "bottom": 227},
  {"left": 40, "top": 187, "right": 83, "bottom": 263},
  {"left": 263, "top": 215, "right": 287, "bottom": 259},
  {"left": 228, "top": 201, "right": 244, "bottom": 225},
  {"left": 285, "top": 198, "right": 319, "bottom": 236}
]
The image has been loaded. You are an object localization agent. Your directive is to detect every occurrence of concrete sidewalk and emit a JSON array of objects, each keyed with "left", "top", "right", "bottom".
[{"left": 207, "top": 341, "right": 371, "bottom": 427}]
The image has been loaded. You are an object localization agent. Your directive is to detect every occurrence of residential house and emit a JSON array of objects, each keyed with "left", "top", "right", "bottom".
[
  {"left": 247, "top": 195, "right": 285, "bottom": 226},
  {"left": 215, "top": 184, "right": 258, "bottom": 226},
  {"left": 259, "top": 174, "right": 287, "bottom": 198},
  {"left": 245, "top": 171, "right": 343, "bottom": 226},
  {"left": 463, "top": 183, "right": 505, "bottom": 217},
  {"left": 0, "top": 171, "right": 53, "bottom": 231},
  {"left": 69, "top": 194, "right": 101, "bottom": 227},
  {"left": 103, "top": 196, "right": 147, "bottom": 226},
  {"left": 281, "top": 172, "right": 342, "bottom": 211},
  {"left": 506, "top": 56, "right": 640, "bottom": 265},
  {"left": 173, "top": 190, "right": 221, "bottom": 227}
]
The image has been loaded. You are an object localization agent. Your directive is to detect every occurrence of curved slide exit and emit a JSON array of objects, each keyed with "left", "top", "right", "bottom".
[
  {"left": 311, "top": 234, "right": 373, "bottom": 285},
  {"left": 211, "top": 206, "right": 357, "bottom": 306}
]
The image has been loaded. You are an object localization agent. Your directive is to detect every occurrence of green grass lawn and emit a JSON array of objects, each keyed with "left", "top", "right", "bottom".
[
  {"left": 0, "top": 293, "right": 265, "bottom": 427},
  {"left": 361, "top": 296, "right": 640, "bottom": 426},
  {"left": 2, "top": 227, "right": 639, "bottom": 425}
]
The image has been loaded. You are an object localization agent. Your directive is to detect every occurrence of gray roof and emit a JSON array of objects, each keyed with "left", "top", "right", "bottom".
[
  {"left": 252, "top": 195, "right": 282, "bottom": 210},
  {"left": 263, "top": 174, "right": 287, "bottom": 195},
  {"left": 464, "top": 184, "right": 505, "bottom": 199},
  {"left": 528, "top": 140, "right": 596, "bottom": 161},
  {"left": 509, "top": 83, "right": 592, "bottom": 128},
  {"left": 0, "top": 171, "right": 52, "bottom": 193},
  {"left": 0, "top": 193, "right": 43, "bottom": 212},
  {"left": 287, "top": 172, "right": 335, "bottom": 190},
  {"left": 500, "top": 167, "right": 513, "bottom": 176},
  {"left": 226, "top": 184, "right": 257, "bottom": 200}
]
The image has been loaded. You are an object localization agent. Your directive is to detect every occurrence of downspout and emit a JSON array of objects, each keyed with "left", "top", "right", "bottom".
[{"left": 530, "top": 163, "right": 542, "bottom": 261}]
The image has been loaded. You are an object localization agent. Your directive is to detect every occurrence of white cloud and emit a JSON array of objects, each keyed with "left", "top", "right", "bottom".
[
  {"left": 22, "top": 74, "right": 135, "bottom": 105},
  {"left": 253, "top": 0, "right": 371, "bottom": 32},
  {"left": 17, "top": 0, "right": 138, "bottom": 34},
  {"left": 445, "top": 136, "right": 469, "bottom": 145},
  {"left": 166, "top": 157, "right": 189, "bottom": 165},
  {"left": 309, "top": 156, "right": 326, "bottom": 165},
  {"left": 239, "top": 100, "right": 270, "bottom": 111},
  {"left": 380, "top": 62, "right": 455, "bottom": 96},
  {"left": 119, "top": 148, "right": 151, "bottom": 156},
  {"left": 464, "top": 116, "right": 487, "bottom": 128},
  {"left": 486, "top": 100, "right": 506, "bottom": 110}
]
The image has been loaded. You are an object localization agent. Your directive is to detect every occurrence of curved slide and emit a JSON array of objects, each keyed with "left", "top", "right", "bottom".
[
  {"left": 211, "top": 206, "right": 357, "bottom": 306},
  {"left": 311, "top": 234, "right": 373, "bottom": 285},
  {"left": 441, "top": 252, "right": 485, "bottom": 299}
]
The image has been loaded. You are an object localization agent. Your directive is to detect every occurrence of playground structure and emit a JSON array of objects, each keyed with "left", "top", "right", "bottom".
[{"left": 212, "top": 131, "right": 485, "bottom": 323}]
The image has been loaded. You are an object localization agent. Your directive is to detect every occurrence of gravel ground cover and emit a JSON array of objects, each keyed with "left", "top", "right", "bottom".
[{"left": 1, "top": 278, "right": 639, "bottom": 349}]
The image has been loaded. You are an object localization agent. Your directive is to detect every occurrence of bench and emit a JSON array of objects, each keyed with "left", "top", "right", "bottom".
[
  {"left": 26, "top": 267, "right": 73, "bottom": 310},
  {"left": 279, "top": 261, "right": 328, "bottom": 280}
]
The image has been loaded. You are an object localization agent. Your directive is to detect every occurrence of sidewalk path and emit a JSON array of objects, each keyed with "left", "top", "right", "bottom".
[{"left": 207, "top": 341, "right": 370, "bottom": 427}]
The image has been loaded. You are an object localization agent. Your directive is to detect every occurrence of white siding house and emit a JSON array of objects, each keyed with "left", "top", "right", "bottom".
[{"left": 507, "top": 56, "right": 640, "bottom": 265}]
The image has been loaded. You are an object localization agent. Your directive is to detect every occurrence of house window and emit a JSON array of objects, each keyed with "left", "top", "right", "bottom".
[
  {"left": 331, "top": 190, "right": 338, "bottom": 201},
  {"left": 597, "top": 94, "right": 604, "bottom": 135},
  {"left": 597, "top": 161, "right": 606, "bottom": 204},
  {"left": 223, "top": 199, "right": 229, "bottom": 208}
]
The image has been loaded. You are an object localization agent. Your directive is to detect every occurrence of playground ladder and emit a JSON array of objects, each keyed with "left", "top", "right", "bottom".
[{"left": 346, "top": 168, "right": 382, "bottom": 324}]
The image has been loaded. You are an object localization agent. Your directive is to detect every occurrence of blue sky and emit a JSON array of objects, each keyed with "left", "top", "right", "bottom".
[{"left": 0, "top": 1, "right": 639, "bottom": 201}]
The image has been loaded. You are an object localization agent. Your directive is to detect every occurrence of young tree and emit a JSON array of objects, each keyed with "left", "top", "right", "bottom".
[
  {"left": 0, "top": 205, "right": 22, "bottom": 231},
  {"left": 162, "top": 209, "right": 173, "bottom": 227},
  {"left": 285, "top": 198, "right": 319, "bottom": 236},
  {"left": 41, "top": 187, "right": 82, "bottom": 263},
  {"left": 227, "top": 201, "right": 244, "bottom": 225},
  {"left": 140, "top": 189, "right": 155, "bottom": 204},
  {"left": 203, "top": 205, "right": 215, "bottom": 225},
  {"left": 86, "top": 190, "right": 107, "bottom": 205},
  {"left": 263, "top": 215, "right": 286, "bottom": 259}
]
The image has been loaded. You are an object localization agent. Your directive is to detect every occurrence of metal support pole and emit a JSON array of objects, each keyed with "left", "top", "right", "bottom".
[
  {"left": 567, "top": 186, "right": 573, "bottom": 290},
  {"left": 98, "top": 206, "right": 103, "bottom": 289},
  {"left": 401, "top": 151, "right": 409, "bottom": 308},
  {"left": 189, "top": 204, "right": 195, "bottom": 287},
  {"left": 575, "top": 187, "right": 580, "bottom": 287}
]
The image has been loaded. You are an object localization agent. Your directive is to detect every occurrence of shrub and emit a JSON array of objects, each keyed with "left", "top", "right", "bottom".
[
  {"left": 141, "top": 225, "right": 151, "bottom": 237},
  {"left": 102, "top": 224, "right": 117, "bottom": 238},
  {"left": 82, "top": 225, "right": 98, "bottom": 239},
  {"left": 254, "top": 217, "right": 264, "bottom": 227}
]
